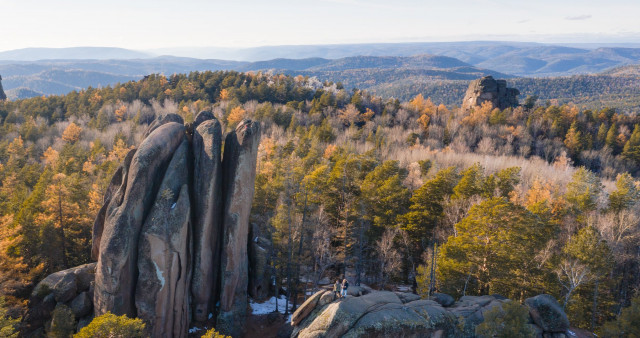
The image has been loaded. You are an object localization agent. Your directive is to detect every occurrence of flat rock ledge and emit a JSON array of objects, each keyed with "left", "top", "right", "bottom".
[{"left": 291, "top": 289, "right": 575, "bottom": 338}]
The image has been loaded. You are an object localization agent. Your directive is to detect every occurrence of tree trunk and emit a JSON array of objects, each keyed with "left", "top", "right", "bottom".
[
  {"left": 591, "top": 280, "right": 599, "bottom": 332},
  {"left": 292, "top": 188, "right": 308, "bottom": 311},
  {"left": 57, "top": 189, "right": 69, "bottom": 268}
]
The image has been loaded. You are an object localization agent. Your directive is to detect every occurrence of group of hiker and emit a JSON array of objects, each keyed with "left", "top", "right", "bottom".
[{"left": 333, "top": 279, "right": 349, "bottom": 298}]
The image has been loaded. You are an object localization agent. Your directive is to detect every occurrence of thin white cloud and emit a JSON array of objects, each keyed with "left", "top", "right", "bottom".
[{"left": 565, "top": 14, "right": 592, "bottom": 20}]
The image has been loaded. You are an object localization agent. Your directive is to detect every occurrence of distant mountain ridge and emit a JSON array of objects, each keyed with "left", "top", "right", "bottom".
[
  {"left": 0, "top": 47, "right": 152, "bottom": 61},
  {"left": 0, "top": 54, "right": 508, "bottom": 100},
  {"left": 1, "top": 44, "right": 640, "bottom": 111},
  {"left": 2, "top": 43, "right": 640, "bottom": 77}
]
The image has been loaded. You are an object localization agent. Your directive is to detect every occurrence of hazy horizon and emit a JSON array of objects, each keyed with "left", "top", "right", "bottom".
[{"left": 2, "top": 0, "right": 639, "bottom": 53}]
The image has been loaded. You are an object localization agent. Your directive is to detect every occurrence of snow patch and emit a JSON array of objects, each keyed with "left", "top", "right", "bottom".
[
  {"left": 171, "top": 203, "right": 176, "bottom": 209},
  {"left": 188, "top": 327, "right": 201, "bottom": 334},
  {"left": 153, "top": 261, "right": 165, "bottom": 290},
  {"left": 250, "top": 295, "right": 293, "bottom": 317},
  {"left": 208, "top": 313, "right": 213, "bottom": 319}
]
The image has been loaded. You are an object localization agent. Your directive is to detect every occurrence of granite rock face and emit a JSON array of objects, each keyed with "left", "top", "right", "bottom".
[
  {"left": 28, "top": 114, "right": 262, "bottom": 337},
  {"left": 94, "top": 122, "right": 186, "bottom": 317},
  {"left": 135, "top": 140, "right": 192, "bottom": 338},
  {"left": 461, "top": 75, "right": 520, "bottom": 110},
  {"left": 291, "top": 290, "right": 574, "bottom": 338},
  {"left": 191, "top": 116, "right": 223, "bottom": 322},
  {"left": 217, "top": 119, "right": 261, "bottom": 337}
]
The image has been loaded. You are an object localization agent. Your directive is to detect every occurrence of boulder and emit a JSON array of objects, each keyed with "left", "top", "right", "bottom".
[
  {"left": 94, "top": 122, "right": 186, "bottom": 317},
  {"left": 74, "top": 263, "right": 96, "bottom": 292},
  {"left": 294, "top": 291, "right": 462, "bottom": 338},
  {"left": 291, "top": 290, "right": 330, "bottom": 326},
  {"left": 461, "top": 76, "right": 519, "bottom": 110},
  {"left": 193, "top": 110, "right": 215, "bottom": 129},
  {"left": 143, "top": 113, "right": 184, "bottom": 138},
  {"left": 342, "top": 302, "right": 433, "bottom": 338},
  {"left": 525, "top": 294, "right": 570, "bottom": 333},
  {"left": 217, "top": 119, "right": 260, "bottom": 337},
  {"left": 135, "top": 140, "right": 191, "bottom": 338},
  {"left": 190, "top": 118, "right": 223, "bottom": 322},
  {"left": 395, "top": 292, "right": 421, "bottom": 303},
  {"left": 53, "top": 272, "right": 77, "bottom": 303},
  {"left": 296, "top": 291, "right": 402, "bottom": 338},
  {"left": 70, "top": 292, "right": 93, "bottom": 318},
  {"left": 346, "top": 285, "right": 369, "bottom": 297},
  {"left": 405, "top": 300, "right": 460, "bottom": 335},
  {"left": 249, "top": 223, "right": 273, "bottom": 301},
  {"left": 441, "top": 295, "right": 505, "bottom": 336},
  {"left": 429, "top": 293, "right": 455, "bottom": 307},
  {"left": 31, "top": 263, "right": 95, "bottom": 300}
]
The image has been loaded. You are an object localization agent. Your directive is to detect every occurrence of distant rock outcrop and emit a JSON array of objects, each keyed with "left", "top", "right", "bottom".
[
  {"left": 291, "top": 290, "right": 576, "bottom": 338},
  {"left": 0, "top": 75, "right": 7, "bottom": 101},
  {"left": 25, "top": 113, "right": 262, "bottom": 337},
  {"left": 461, "top": 75, "right": 519, "bottom": 110}
]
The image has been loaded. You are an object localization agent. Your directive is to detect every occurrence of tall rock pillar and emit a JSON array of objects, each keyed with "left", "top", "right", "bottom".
[
  {"left": 216, "top": 120, "right": 261, "bottom": 337},
  {"left": 190, "top": 113, "right": 224, "bottom": 322}
]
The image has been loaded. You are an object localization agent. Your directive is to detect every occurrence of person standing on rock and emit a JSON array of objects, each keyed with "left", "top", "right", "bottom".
[
  {"left": 341, "top": 279, "right": 349, "bottom": 298},
  {"left": 333, "top": 280, "right": 342, "bottom": 298}
]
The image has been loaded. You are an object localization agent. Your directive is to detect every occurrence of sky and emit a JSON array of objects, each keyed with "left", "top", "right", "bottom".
[{"left": 1, "top": 0, "right": 639, "bottom": 52}]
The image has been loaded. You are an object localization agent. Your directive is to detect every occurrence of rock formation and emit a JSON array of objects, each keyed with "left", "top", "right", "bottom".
[
  {"left": 23, "top": 263, "right": 96, "bottom": 335},
  {"left": 461, "top": 75, "right": 519, "bottom": 110},
  {"left": 217, "top": 120, "right": 260, "bottom": 337},
  {"left": 27, "top": 112, "right": 262, "bottom": 337},
  {"left": 291, "top": 289, "right": 577, "bottom": 338},
  {"left": 191, "top": 115, "right": 223, "bottom": 322},
  {"left": 0, "top": 75, "right": 6, "bottom": 101}
]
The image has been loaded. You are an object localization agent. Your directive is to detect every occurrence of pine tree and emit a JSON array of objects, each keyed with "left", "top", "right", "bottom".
[
  {"left": 622, "top": 124, "right": 640, "bottom": 164},
  {"left": 437, "top": 197, "right": 551, "bottom": 298}
]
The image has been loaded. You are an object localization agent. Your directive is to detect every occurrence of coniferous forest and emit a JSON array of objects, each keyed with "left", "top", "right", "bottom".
[{"left": 1, "top": 71, "right": 640, "bottom": 335}]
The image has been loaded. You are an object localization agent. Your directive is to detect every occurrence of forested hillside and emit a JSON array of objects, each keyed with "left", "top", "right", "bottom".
[
  {"left": 366, "top": 72, "right": 640, "bottom": 112},
  {"left": 1, "top": 71, "right": 639, "bottom": 333}
]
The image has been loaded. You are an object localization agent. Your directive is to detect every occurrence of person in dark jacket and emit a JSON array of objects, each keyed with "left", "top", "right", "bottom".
[{"left": 341, "top": 279, "right": 349, "bottom": 297}]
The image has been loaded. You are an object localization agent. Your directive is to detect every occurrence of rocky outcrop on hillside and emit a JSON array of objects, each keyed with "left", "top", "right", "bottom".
[
  {"left": 24, "top": 113, "right": 262, "bottom": 337},
  {"left": 0, "top": 75, "right": 6, "bottom": 101},
  {"left": 461, "top": 75, "right": 519, "bottom": 110},
  {"left": 291, "top": 289, "right": 576, "bottom": 338},
  {"left": 23, "top": 264, "right": 96, "bottom": 335}
]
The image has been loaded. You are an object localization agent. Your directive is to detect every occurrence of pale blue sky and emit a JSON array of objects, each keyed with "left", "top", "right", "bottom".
[{"left": 1, "top": 0, "right": 639, "bottom": 51}]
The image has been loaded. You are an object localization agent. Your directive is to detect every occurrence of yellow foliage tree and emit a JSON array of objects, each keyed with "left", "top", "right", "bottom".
[
  {"left": 219, "top": 88, "right": 230, "bottom": 101},
  {"left": 417, "top": 114, "right": 430, "bottom": 131},
  {"left": 108, "top": 139, "right": 134, "bottom": 163},
  {"left": 462, "top": 101, "right": 495, "bottom": 126},
  {"left": 62, "top": 123, "right": 82, "bottom": 143},
  {"left": 42, "top": 147, "right": 59, "bottom": 167},
  {"left": 227, "top": 106, "right": 246, "bottom": 128},
  {"left": 409, "top": 94, "right": 435, "bottom": 115},
  {"left": 114, "top": 105, "right": 127, "bottom": 122}
]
